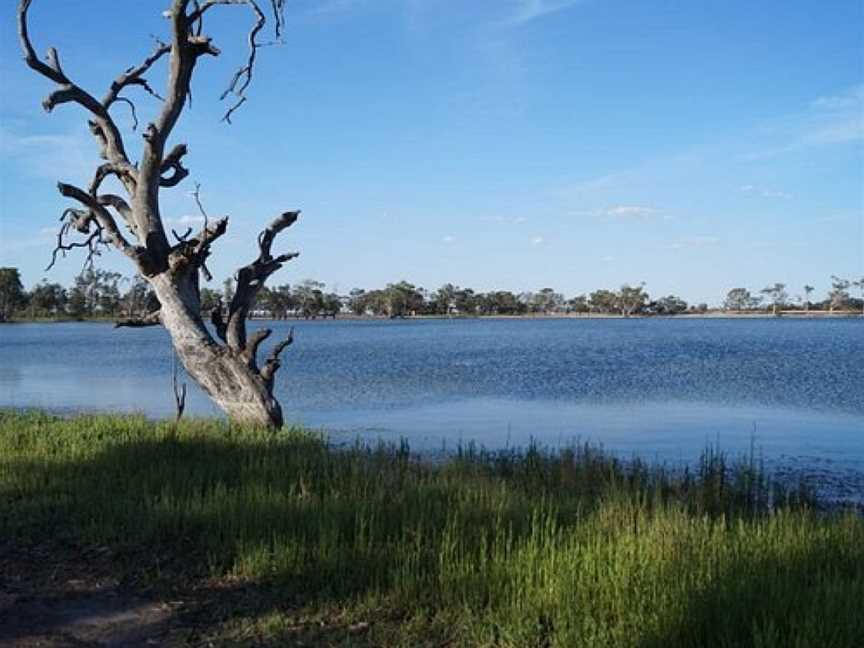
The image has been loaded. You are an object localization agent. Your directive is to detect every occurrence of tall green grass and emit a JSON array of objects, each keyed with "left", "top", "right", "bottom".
[{"left": 1, "top": 410, "right": 861, "bottom": 646}]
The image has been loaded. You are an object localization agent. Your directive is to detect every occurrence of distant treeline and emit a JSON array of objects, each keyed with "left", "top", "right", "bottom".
[{"left": 0, "top": 267, "right": 861, "bottom": 322}]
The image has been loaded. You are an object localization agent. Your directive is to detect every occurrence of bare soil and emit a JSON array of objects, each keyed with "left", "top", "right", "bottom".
[{"left": 0, "top": 543, "right": 184, "bottom": 647}]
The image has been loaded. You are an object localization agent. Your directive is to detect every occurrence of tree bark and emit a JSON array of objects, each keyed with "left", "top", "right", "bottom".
[{"left": 150, "top": 273, "right": 284, "bottom": 427}]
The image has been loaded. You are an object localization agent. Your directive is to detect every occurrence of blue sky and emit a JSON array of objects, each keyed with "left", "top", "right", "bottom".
[{"left": 1, "top": 0, "right": 862, "bottom": 304}]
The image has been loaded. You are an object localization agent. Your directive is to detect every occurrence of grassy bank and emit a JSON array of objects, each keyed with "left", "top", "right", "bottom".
[{"left": 2, "top": 411, "right": 862, "bottom": 646}]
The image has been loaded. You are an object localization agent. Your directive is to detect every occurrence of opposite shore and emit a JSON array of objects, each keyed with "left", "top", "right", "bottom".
[{"left": 3, "top": 309, "right": 862, "bottom": 324}]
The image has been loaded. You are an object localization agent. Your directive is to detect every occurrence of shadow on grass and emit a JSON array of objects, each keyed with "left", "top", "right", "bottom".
[
  {"left": 638, "top": 539, "right": 864, "bottom": 647},
  {"left": 2, "top": 414, "right": 861, "bottom": 646}
]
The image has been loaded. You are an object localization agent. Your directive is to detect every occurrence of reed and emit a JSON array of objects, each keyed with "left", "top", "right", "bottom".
[{"left": 2, "top": 410, "right": 861, "bottom": 646}]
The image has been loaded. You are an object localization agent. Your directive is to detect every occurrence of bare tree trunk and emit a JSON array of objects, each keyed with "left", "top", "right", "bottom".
[
  {"left": 18, "top": 0, "right": 294, "bottom": 428},
  {"left": 150, "top": 273, "right": 284, "bottom": 427}
]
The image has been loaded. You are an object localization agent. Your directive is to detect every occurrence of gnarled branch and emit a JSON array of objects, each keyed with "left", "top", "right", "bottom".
[
  {"left": 159, "top": 143, "right": 190, "bottom": 187},
  {"left": 103, "top": 40, "right": 171, "bottom": 108},
  {"left": 226, "top": 211, "right": 300, "bottom": 351},
  {"left": 189, "top": 0, "right": 285, "bottom": 122},
  {"left": 211, "top": 302, "right": 228, "bottom": 342},
  {"left": 89, "top": 162, "right": 137, "bottom": 198},
  {"left": 97, "top": 194, "right": 134, "bottom": 226},
  {"left": 57, "top": 182, "right": 152, "bottom": 273},
  {"left": 46, "top": 222, "right": 103, "bottom": 272},
  {"left": 260, "top": 327, "right": 293, "bottom": 388},
  {"left": 192, "top": 216, "right": 228, "bottom": 256},
  {"left": 18, "top": 0, "right": 132, "bottom": 171},
  {"left": 244, "top": 327, "right": 272, "bottom": 368}
]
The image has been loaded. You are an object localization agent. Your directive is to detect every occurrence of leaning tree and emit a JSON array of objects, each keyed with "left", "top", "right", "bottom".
[{"left": 18, "top": 0, "right": 299, "bottom": 427}]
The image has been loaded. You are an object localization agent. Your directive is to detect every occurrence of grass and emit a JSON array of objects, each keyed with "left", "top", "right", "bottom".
[{"left": 1, "top": 410, "right": 862, "bottom": 646}]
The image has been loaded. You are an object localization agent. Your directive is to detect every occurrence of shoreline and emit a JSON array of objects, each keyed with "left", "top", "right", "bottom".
[
  {"left": 2, "top": 410, "right": 862, "bottom": 646},
  {"left": 4, "top": 311, "right": 862, "bottom": 324},
  {"left": 4, "top": 405, "right": 862, "bottom": 509}
]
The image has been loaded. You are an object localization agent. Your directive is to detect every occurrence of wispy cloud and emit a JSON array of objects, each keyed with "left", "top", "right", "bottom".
[
  {"left": 605, "top": 205, "right": 657, "bottom": 219},
  {"left": 0, "top": 228, "right": 58, "bottom": 254},
  {"left": 739, "top": 185, "right": 792, "bottom": 200},
  {"left": 480, "top": 215, "right": 528, "bottom": 225},
  {"left": 530, "top": 235, "right": 545, "bottom": 245},
  {"left": 761, "top": 190, "right": 792, "bottom": 200},
  {"left": 745, "top": 85, "right": 863, "bottom": 159},
  {"left": 665, "top": 236, "right": 720, "bottom": 251},
  {"left": 442, "top": 235, "right": 455, "bottom": 243},
  {"left": 165, "top": 214, "right": 205, "bottom": 227},
  {"left": 810, "top": 84, "right": 864, "bottom": 112},
  {"left": 0, "top": 127, "right": 94, "bottom": 183},
  {"left": 505, "top": 0, "right": 588, "bottom": 26}
]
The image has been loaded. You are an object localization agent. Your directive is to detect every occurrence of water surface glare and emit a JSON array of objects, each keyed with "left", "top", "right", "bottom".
[{"left": 1, "top": 318, "right": 862, "bottom": 489}]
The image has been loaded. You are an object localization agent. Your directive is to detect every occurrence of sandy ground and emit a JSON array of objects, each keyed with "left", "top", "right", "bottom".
[{"left": 0, "top": 543, "right": 182, "bottom": 647}]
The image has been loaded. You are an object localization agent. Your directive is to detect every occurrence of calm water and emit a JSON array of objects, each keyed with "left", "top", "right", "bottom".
[{"left": 1, "top": 318, "right": 862, "bottom": 495}]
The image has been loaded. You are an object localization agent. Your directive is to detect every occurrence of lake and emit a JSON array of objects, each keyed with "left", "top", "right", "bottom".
[{"left": 1, "top": 318, "right": 862, "bottom": 500}]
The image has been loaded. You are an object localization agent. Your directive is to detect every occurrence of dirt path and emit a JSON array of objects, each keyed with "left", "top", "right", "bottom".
[{"left": 0, "top": 544, "right": 183, "bottom": 647}]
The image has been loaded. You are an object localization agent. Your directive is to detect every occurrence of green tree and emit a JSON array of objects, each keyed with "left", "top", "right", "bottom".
[
  {"left": 294, "top": 280, "right": 326, "bottom": 318},
  {"left": 265, "top": 284, "right": 297, "bottom": 319},
  {"left": 453, "top": 287, "right": 478, "bottom": 315},
  {"left": 852, "top": 277, "right": 864, "bottom": 315},
  {"left": 348, "top": 288, "right": 369, "bottom": 316},
  {"left": 589, "top": 289, "right": 618, "bottom": 313},
  {"left": 200, "top": 287, "right": 222, "bottom": 314},
  {"left": 321, "top": 292, "right": 342, "bottom": 318},
  {"left": 803, "top": 285, "right": 814, "bottom": 312},
  {"left": 654, "top": 295, "right": 688, "bottom": 315},
  {"left": 28, "top": 280, "right": 67, "bottom": 317},
  {"left": 828, "top": 276, "right": 850, "bottom": 313},
  {"left": 760, "top": 283, "right": 788, "bottom": 316},
  {"left": 617, "top": 283, "right": 648, "bottom": 317},
  {"left": 66, "top": 285, "right": 87, "bottom": 318},
  {"left": 478, "top": 291, "right": 523, "bottom": 315},
  {"left": 0, "top": 268, "right": 25, "bottom": 322},
  {"left": 69, "top": 268, "right": 124, "bottom": 316},
  {"left": 724, "top": 288, "right": 752, "bottom": 311},
  {"left": 433, "top": 283, "right": 459, "bottom": 315},
  {"left": 121, "top": 275, "right": 156, "bottom": 317},
  {"left": 567, "top": 294, "right": 589, "bottom": 313},
  {"left": 223, "top": 278, "right": 235, "bottom": 306},
  {"left": 384, "top": 281, "right": 423, "bottom": 317},
  {"left": 532, "top": 288, "right": 564, "bottom": 314},
  {"left": 97, "top": 271, "right": 124, "bottom": 315}
]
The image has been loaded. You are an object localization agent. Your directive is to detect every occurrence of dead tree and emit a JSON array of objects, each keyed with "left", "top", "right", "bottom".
[{"left": 18, "top": 0, "right": 297, "bottom": 428}]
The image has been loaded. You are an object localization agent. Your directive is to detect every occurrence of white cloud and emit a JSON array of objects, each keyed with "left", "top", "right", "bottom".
[
  {"left": 746, "top": 85, "right": 863, "bottom": 159},
  {"left": 442, "top": 235, "right": 455, "bottom": 243},
  {"left": 810, "top": 85, "right": 864, "bottom": 112},
  {"left": 601, "top": 255, "right": 615, "bottom": 262},
  {"left": 605, "top": 205, "right": 657, "bottom": 219},
  {"left": 166, "top": 214, "right": 205, "bottom": 226},
  {"left": 481, "top": 215, "right": 528, "bottom": 225},
  {"left": 530, "top": 235, "right": 544, "bottom": 245},
  {"left": 507, "top": 0, "right": 588, "bottom": 25},
  {"left": 739, "top": 185, "right": 792, "bottom": 200}
]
